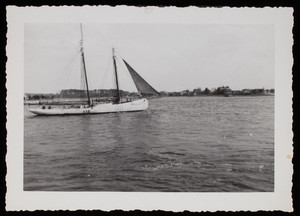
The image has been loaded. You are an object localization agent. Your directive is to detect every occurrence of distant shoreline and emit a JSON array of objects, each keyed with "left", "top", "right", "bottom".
[
  {"left": 24, "top": 94, "right": 274, "bottom": 105},
  {"left": 165, "top": 94, "right": 274, "bottom": 97},
  {"left": 24, "top": 87, "right": 274, "bottom": 100}
]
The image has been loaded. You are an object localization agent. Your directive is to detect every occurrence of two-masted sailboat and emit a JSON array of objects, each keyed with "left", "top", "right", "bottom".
[{"left": 29, "top": 25, "right": 160, "bottom": 116}]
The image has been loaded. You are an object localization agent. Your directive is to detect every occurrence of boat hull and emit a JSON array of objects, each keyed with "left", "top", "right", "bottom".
[{"left": 28, "top": 98, "right": 148, "bottom": 116}]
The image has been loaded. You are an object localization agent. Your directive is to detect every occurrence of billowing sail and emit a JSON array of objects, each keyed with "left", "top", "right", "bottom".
[{"left": 123, "top": 59, "right": 160, "bottom": 96}]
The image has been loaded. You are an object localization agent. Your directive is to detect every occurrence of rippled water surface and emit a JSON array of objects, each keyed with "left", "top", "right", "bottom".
[{"left": 24, "top": 96, "right": 274, "bottom": 191}]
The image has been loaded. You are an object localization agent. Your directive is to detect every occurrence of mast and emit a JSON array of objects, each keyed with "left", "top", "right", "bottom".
[
  {"left": 80, "top": 23, "right": 91, "bottom": 106},
  {"left": 112, "top": 48, "right": 120, "bottom": 103}
]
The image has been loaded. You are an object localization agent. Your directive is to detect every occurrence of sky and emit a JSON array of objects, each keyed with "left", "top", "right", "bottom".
[{"left": 24, "top": 23, "right": 274, "bottom": 93}]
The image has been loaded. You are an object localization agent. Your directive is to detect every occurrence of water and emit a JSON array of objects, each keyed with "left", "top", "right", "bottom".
[{"left": 24, "top": 96, "right": 274, "bottom": 192}]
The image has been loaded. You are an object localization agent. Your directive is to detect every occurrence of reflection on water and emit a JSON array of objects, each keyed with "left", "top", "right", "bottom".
[{"left": 24, "top": 96, "right": 274, "bottom": 191}]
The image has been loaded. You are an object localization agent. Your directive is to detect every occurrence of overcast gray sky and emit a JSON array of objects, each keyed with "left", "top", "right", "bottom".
[{"left": 24, "top": 23, "right": 274, "bottom": 93}]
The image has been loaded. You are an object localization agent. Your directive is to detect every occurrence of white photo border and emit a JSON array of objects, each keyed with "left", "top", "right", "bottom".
[{"left": 6, "top": 6, "right": 293, "bottom": 212}]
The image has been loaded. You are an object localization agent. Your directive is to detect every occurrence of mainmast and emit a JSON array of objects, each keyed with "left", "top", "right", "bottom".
[
  {"left": 112, "top": 48, "right": 121, "bottom": 103},
  {"left": 80, "top": 23, "right": 91, "bottom": 106}
]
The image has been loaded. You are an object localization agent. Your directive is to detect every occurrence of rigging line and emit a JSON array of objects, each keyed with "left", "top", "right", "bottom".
[
  {"left": 58, "top": 50, "right": 81, "bottom": 93},
  {"left": 59, "top": 54, "right": 79, "bottom": 93},
  {"left": 55, "top": 44, "right": 81, "bottom": 88},
  {"left": 39, "top": 46, "right": 79, "bottom": 94},
  {"left": 99, "top": 56, "right": 113, "bottom": 90},
  {"left": 61, "top": 52, "right": 80, "bottom": 92},
  {"left": 58, "top": 51, "right": 80, "bottom": 96},
  {"left": 52, "top": 45, "right": 81, "bottom": 93}
]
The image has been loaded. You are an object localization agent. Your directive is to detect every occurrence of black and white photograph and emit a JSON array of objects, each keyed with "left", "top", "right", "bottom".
[
  {"left": 23, "top": 22, "right": 275, "bottom": 192},
  {"left": 6, "top": 6, "right": 293, "bottom": 211}
]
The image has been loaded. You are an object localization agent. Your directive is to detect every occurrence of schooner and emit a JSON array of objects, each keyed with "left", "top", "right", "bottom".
[{"left": 29, "top": 24, "right": 160, "bottom": 116}]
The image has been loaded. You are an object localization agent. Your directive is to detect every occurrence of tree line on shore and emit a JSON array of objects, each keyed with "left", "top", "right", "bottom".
[
  {"left": 25, "top": 86, "right": 275, "bottom": 100},
  {"left": 161, "top": 86, "right": 274, "bottom": 97}
]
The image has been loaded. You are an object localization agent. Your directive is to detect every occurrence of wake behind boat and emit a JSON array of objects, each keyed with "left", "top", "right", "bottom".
[{"left": 29, "top": 24, "right": 159, "bottom": 116}]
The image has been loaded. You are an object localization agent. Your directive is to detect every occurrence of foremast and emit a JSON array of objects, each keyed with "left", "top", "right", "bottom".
[
  {"left": 112, "top": 48, "right": 121, "bottom": 103},
  {"left": 80, "top": 23, "right": 91, "bottom": 106}
]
